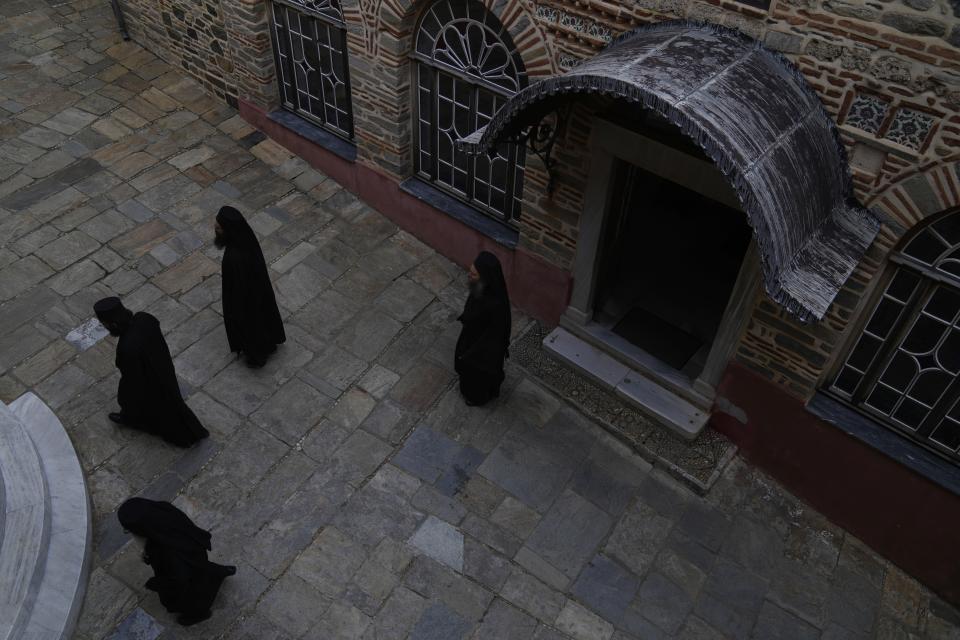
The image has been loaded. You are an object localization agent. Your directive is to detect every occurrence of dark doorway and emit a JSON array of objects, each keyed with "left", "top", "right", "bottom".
[{"left": 593, "top": 160, "right": 752, "bottom": 379}]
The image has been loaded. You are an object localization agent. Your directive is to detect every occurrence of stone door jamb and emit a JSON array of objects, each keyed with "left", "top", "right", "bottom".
[{"left": 563, "top": 117, "right": 758, "bottom": 396}]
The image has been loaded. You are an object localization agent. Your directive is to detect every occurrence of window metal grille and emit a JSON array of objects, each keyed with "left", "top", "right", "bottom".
[
  {"left": 831, "top": 211, "right": 960, "bottom": 463},
  {"left": 270, "top": 0, "right": 353, "bottom": 139},
  {"left": 414, "top": 0, "right": 526, "bottom": 224}
]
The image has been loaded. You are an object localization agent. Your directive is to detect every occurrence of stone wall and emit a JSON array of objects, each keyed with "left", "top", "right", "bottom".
[
  {"left": 120, "top": 0, "right": 239, "bottom": 105},
  {"left": 118, "top": 0, "right": 960, "bottom": 400}
]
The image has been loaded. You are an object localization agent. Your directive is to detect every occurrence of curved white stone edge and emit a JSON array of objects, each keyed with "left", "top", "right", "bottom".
[
  {"left": 0, "top": 399, "right": 48, "bottom": 640},
  {"left": 8, "top": 392, "right": 92, "bottom": 640}
]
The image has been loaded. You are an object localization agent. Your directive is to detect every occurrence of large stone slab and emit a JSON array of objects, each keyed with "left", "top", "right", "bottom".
[
  {"left": 524, "top": 490, "right": 613, "bottom": 581},
  {"left": 477, "top": 410, "right": 594, "bottom": 513}
]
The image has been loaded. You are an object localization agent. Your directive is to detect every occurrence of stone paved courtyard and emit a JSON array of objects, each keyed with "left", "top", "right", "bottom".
[{"left": 1, "top": 1, "right": 960, "bottom": 638}]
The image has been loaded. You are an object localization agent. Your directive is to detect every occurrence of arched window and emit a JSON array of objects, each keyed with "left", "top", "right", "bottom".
[
  {"left": 831, "top": 209, "right": 960, "bottom": 463},
  {"left": 414, "top": 0, "right": 527, "bottom": 224},
  {"left": 270, "top": 0, "right": 353, "bottom": 139}
]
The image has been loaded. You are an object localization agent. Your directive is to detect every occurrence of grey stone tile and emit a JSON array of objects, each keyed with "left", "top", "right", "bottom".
[
  {"left": 604, "top": 501, "right": 675, "bottom": 577},
  {"left": 257, "top": 573, "right": 331, "bottom": 637},
  {"left": 290, "top": 526, "right": 367, "bottom": 598},
  {"left": 571, "top": 554, "right": 641, "bottom": 626},
  {"left": 304, "top": 237, "right": 358, "bottom": 280},
  {"left": 305, "top": 602, "right": 372, "bottom": 640},
  {"left": 393, "top": 426, "right": 468, "bottom": 484},
  {"left": 722, "top": 515, "right": 786, "bottom": 579},
  {"left": 299, "top": 343, "right": 366, "bottom": 392},
  {"left": 404, "top": 555, "right": 493, "bottom": 622},
  {"left": 461, "top": 514, "right": 521, "bottom": 557},
  {"left": 490, "top": 496, "right": 541, "bottom": 540},
  {"left": 48, "top": 258, "right": 104, "bottom": 296},
  {"left": 568, "top": 441, "right": 646, "bottom": 517},
  {"left": 411, "top": 483, "right": 468, "bottom": 525},
  {"left": 374, "top": 277, "right": 435, "bottom": 322},
  {"left": 329, "top": 429, "right": 393, "bottom": 487},
  {"left": 325, "top": 387, "right": 377, "bottom": 431},
  {"left": 334, "top": 482, "right": 425, "bottom": 548},
  {"left": 767, "top": 557, "right": 829, "bottom": 627},
  {"left": 554, "top": 600, "right": 614, "bottom": 640},
  {"left": 694, "top": 558, "right": 769, "bottom": 639},
  {"left": 0, "top": 255, "right": 55, "bottom": 301},
  {"left": 172, "top": 327, "right": 233, "bottom": 386},
  {"left": 675, "top": 616, "right": 727, "bottom": 640},
  {"left": 360, "top": 399, "right": 417, "bottom": 445},
  {"left": 44, "top": 107, "right": 97, "bottom": 134},
  {"left": 751, "top": 600, "right": 820, "bottom": 639},
  {"left": 500, "top": 566, "right": 566, "bottom": 624},
  {"left": 462, "top": 537, "right": 512, "bottom": 592},
  {"left": 636, "top": 470, "right": 692, "bottom": 520},
  {"left": 274, "top": 263, "right": 328, "bottom": 311},
  {"left": 532, "top": 626, "right": 574, "bottom": 640},
  {"left": 81, "top": 208, "right": 136, "bottom": 242},
  {"left": 74, "top": 568, "right": 139, "bottom": 639},
  {"left": 478, "top": 411, "right": 594, "bottom": 513},
  {"left": 240, "top": 472, "right": 352, "bottom": 579},
  {"left": 408, "top": 601, "right": 473, "bottom": 640},
  {"left": 653, "top": 542, "right": 709, "bottom": 601},
  {"left": 335, "top": 308, "right": 403, "bottom": 361},
  {"left": 105, "top": 607, "right": 164, "bottom": 640},
  {"left": 34, "top": 363, "right": 94, "bottom": 409},
  {"left": 409, "top": 515, "right": 465, "bottom": 572},
  {"left": 473, "top": 599, "right": 538, "bottom": 640},
  {"left": 291, "top": 288, "right": 360, "bottom": 342},
  {"left": 624, "top": 570, "right": 692, "bottom": 635},
  {"left": 677, "top": 500, "right": 733, "bottom": 553},
  {"left": 364, "top": 586, "right": 429, "bottom": 640},
  {"left": 251, "top": 377, "right": 331, "bottom": 445},
  {"left": 525, "top": 490, "right": 613, "bottom": 581},
  {"left": 389, "top": 360, "right": 453, "bottom": 413},
  {"left": 824, "top": 561, "right": 882, "bottom": 633},
  {"left": 358, "top": 364, "right": 401, "bottom": 399}
]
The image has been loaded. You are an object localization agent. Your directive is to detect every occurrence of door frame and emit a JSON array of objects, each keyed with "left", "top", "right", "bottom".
[{"left": 562, "top": 118, "right": 759, "bottom": 400}]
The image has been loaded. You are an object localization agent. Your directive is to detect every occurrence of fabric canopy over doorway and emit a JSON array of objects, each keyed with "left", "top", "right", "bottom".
[{"left": 457, "top": 21, "right": 880, "bottom": 322}]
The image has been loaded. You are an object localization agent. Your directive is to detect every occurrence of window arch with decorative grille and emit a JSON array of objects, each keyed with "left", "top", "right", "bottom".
[
  {"left": 829, "top": 208, "right": 960, "bottom": 464},
  {"left": 269, "top": 0, "right": 353, "bottom": 139},
  {"left": 413, "top": 0, "right": 528, "bottom": 225}
]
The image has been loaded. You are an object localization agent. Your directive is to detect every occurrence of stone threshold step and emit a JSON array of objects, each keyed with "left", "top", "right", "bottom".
[
  {"left": 542, "top": 327, "right": 709, "bottom": 441},
  {"left": 3, "top": 393, "right": 92, "bottom": 640}
]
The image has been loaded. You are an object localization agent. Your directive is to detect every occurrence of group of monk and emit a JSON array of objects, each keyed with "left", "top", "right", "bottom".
[{"left": 95, "top": 206, "right": 512, "bottom": 626}]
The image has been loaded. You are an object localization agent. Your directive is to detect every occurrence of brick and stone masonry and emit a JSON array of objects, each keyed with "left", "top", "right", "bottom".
[{"left": 114, "top": 0, "right": 960, "bottom": 409}]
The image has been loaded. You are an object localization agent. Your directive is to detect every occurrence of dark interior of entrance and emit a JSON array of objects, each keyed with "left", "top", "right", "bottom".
[{"left": 594, "top": 159, "right": 752, "bottom": 379}]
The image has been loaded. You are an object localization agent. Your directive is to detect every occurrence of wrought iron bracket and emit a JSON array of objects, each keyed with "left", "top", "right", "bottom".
[{"left": 503, "top": 107, "right": 567, "bottom": 195}]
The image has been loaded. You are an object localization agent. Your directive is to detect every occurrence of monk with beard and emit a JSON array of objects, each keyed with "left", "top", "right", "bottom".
[{"left": 454, "top": 251, "right": 512, "bottom": 406}]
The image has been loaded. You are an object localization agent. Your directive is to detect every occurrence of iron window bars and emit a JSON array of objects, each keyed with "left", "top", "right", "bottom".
[
  {"left": 831, "top": 210, "right": 960, "bottom": 464},
  {"left": 270, "top": 0, "right": 354, "bottom": 139},
  {"left": 413, "top": 0, "right": 527, "bottom": 225}
]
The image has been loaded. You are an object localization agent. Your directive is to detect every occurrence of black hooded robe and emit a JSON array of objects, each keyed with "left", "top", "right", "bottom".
[
  {"left": 455, "top": 253, "right": 512, "bottom": 406},
  {"left": 116, "top": 312, "right": 208, "bottom": 447},
  {"left": 118, "top": 498, "right": 233, "bottom": 622},
  {"left": 218, "top": 207, "right": 285, "bottom": 365}
]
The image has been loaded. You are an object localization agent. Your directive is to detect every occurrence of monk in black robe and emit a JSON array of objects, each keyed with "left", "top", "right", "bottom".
[
  {"left": 215, "top": 206, "right": 285, "bottom": 368},
  {"left": 455, "top": 251, "right": 512, "bottom": 406},
  {"left": 118, "top": 498, "right": 235, "bottom": 626},
  {"left": 94, "top": 297, "right": 208, "bottom": 447}
]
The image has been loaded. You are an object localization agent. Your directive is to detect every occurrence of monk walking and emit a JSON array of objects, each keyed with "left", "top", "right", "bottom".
[
  {"left": 214, "top": 205, "right": 286, "bottom": 368},
  {"left": 118, "top": 498, "right": 235, "bottom": 626},
  {"left": 94, "top": 297, "right": 208, "bottom": 447},
  {"left": 454, "top": 251, "right": 512, "bottom": 406}
]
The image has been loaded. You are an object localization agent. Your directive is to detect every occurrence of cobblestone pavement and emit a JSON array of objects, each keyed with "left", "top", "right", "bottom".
[{"left": 2, "top": 1, "right": 960, "bottom": 639}]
